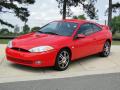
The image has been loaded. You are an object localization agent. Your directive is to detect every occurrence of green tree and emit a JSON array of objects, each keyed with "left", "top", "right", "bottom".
[
  {"left": 112, "top": 2, "right": 120, "bottom": 15},
  {"left": 107, "top": 1, "right": 120, "bottom": 26},
  {"left": 0, "top": 28, "right": 9, "bottom": 35},
  {"left": 31, "top": 27, "right": 41, "bottom": 32},
  {"left": 73, "top": 14, "right": 86, "bottom": 20},
  {"left": 110, "top": 16, "right": 120, "bottom": 35},
  {"left": 0, "top": 0, "right": 35, "bottom": 28},
  {"left": 56, "top": 0, "right": 98, "bottom": 19},
  {"left": 23, "top": 24, "right": 30, "bottom": 34}
]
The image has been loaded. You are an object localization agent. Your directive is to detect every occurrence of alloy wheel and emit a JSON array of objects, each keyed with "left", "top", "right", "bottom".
[
  {"left": 103, "top": 42, "right": 111, "bottom": 56},
  {"left": 55, "top": 50, "right": 70, "bottom": 71}
]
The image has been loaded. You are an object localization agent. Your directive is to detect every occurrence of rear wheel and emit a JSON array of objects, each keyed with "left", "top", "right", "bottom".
[
  {"left": 100, "top": 41, "right": 111, "bottom": 57},
  {"left": 54, "top": 49, "right": 70, "bottom": 71}
]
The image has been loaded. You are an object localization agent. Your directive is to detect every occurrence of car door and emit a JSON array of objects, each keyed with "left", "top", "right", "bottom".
[
  {"left": 90, "top": 23, "right": 105, "bottom": 53},
  {"left": 72, "top": 23, "right": 97, "bottom": 60}
]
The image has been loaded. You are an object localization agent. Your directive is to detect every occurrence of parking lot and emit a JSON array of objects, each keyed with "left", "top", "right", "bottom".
[{"left": 0, "top": 44, "right": 120, "bottom": 83}]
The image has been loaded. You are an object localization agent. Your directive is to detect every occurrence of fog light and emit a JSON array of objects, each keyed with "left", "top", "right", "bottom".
[{"left": 35, "top": 60, "right": 41, "bottom": 64}]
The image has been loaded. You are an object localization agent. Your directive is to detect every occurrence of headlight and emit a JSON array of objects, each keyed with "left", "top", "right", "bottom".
[
  {"left": 29, "top": 46, "right": 54, "bottom": 52},
  {"left": 7, "top": 40, "right": 13, "bottom": 48}
]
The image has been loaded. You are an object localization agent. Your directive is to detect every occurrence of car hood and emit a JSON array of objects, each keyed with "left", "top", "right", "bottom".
[{"left": 12, "top": 32, "right": 70, "bottom": 50}]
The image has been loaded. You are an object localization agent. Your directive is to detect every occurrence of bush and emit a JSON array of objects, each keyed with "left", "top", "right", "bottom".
[{"left": 0, "top": 28, "right": 9, "bottom": 35}]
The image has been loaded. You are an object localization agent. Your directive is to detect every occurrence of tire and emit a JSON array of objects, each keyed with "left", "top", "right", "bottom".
[
  {"left": 100, "top": 41, "right": 111, "bottom": 57},
  {"left": 54, "top": 49, "right": 70, "bottom": 71}
]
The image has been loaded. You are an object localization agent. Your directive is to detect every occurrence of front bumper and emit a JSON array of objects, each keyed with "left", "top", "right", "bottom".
[{"left": 6, "top": 48, "right": 58, "bottom": 67}]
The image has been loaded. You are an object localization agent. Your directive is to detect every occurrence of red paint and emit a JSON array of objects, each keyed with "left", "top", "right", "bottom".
[{"left": 6, "top": 19, "right": 112, "bottom": 67}]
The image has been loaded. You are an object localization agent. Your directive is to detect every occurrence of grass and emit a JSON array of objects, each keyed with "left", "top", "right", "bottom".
[
  {"left": 0, "top": 39, "right": 11, "bottom": 44},
  {"left": 113, "top": 33, "right": 120, "bottom": 39},
  {"left": 112, "top": 41, "right": 120, "bottom": 45},
  {"left": 0, "top": 39, "right": 120, "bottom": 45}
]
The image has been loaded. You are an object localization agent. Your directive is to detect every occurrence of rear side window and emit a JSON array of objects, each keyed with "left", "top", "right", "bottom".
[
  {"left": 91, "top": 24, "right": 102, "bottom": 33},
  {"left": 77, "top": 23, "right": 94, "bottom": 35}
]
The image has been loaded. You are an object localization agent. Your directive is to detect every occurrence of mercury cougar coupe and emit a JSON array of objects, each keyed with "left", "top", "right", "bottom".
[{"left": 6, "top": 19, "right": 112, "bottom": 71}]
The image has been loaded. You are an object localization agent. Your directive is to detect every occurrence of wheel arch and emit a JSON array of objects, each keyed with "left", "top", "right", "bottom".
[
  {"left": 59, "top": 47, "right": 72, "bottom": 59},
  {"left": 106, "top": 39, "right": 111, "bottom": 45}
]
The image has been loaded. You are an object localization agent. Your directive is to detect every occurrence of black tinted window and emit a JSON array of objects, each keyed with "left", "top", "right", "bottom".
[
  {"left": 77, "top": 23, "right": 94, "bottom": 35},
  {"left": 91, "top": 24, "right": 101, "bottom": 32}
]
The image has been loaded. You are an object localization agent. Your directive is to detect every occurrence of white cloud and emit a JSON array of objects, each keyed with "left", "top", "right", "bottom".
[
  {"left": 71, "top": 6, "right": 84, "bottom": 16},
  {"left": 40, "top": 3, "right": 48, "bottom": 9},
  {"left": 51, "top": 0, "right": 56, "bottom": 4},
  {"left": 113, "top": 0, "right": 120, "bottom": 3},
  {"left": 30, "top": 12, "right": 38, "bottom": 16},
  {"left": 105, "top": 4, "right": 108, "bottom": 9}
]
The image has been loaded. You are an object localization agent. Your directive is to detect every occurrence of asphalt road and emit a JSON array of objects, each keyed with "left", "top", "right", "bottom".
[{"left": 0, "top": 73, "right": 120, "bottom": 90}]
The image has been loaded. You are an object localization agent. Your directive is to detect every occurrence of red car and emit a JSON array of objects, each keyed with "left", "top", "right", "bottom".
[{"left": 6, "top": 19, "right": 112, "bottom": 71}]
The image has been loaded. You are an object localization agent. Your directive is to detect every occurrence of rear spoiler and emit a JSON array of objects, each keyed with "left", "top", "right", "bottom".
[{"left": 101, "top": 25, "right": 111, "bottom": 30}]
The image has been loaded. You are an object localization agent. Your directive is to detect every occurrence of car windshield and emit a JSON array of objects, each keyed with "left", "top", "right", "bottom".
[{"left": 38, "top": 21, "right": 78, "bottom": 36}]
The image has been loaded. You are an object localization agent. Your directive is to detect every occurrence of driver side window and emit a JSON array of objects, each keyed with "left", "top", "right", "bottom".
[{"left": 77, "top": 23, "right": 93, "bottom": 36}]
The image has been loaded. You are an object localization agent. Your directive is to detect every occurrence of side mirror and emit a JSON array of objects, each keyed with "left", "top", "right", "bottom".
[{"left": 77, "top": 34, "right": 86, "bottom": 38}]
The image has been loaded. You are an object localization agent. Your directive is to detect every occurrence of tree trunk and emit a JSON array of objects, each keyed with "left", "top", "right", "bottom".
[
  {"left": 63, "top": 0, "right": 67, "bottom": 19},
  {"left": 108, "top": 0, "right": 112, "bottom": 26}
]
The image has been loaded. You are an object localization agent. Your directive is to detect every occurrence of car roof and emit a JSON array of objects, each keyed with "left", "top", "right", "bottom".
[{"left": 57, "top": 19, "right": 94, "bottom": 24}]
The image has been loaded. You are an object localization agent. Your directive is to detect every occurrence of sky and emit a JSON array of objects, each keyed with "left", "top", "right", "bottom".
[{"left": 0, "top": 0, "right": 120, "bottom": 31}]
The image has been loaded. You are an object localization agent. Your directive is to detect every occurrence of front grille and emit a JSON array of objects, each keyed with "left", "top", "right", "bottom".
[
  {"left": 12, "top": 47, "right": 29, "bottom": 52},
  {"left": 7, "top": 56, "right": 33, "bottom": 64}
]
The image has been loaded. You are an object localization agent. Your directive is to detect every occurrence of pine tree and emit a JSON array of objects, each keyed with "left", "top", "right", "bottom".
[
  {"left": 56, "top": 0, "right": 98, "bottom": 19},
  {"left": 0, "top": 0, "right": 35, "bottom": 28}
]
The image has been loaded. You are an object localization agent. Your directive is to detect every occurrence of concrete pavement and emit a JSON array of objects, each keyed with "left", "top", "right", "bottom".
[{"left": 0, "top": 44, "right": 120, "bottom": 83}]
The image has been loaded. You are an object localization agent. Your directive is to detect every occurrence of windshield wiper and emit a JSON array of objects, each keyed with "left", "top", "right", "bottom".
[
  {"left": 43, "top": 32, "right": 60, "bottom": 35},
  {"left": 37, "top": 31, "right": 44, "bottom": 33},
  {"left": 37, "top": 31, "right": 60, "bottom": 35}
]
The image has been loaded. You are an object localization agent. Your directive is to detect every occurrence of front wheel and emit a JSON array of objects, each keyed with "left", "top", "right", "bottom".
[
  {"left": 54, "top": 49, "right": 70, "bottom": 71},
  {"left": 100, "top": 41, "right": 111, "bottom": 57}
]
